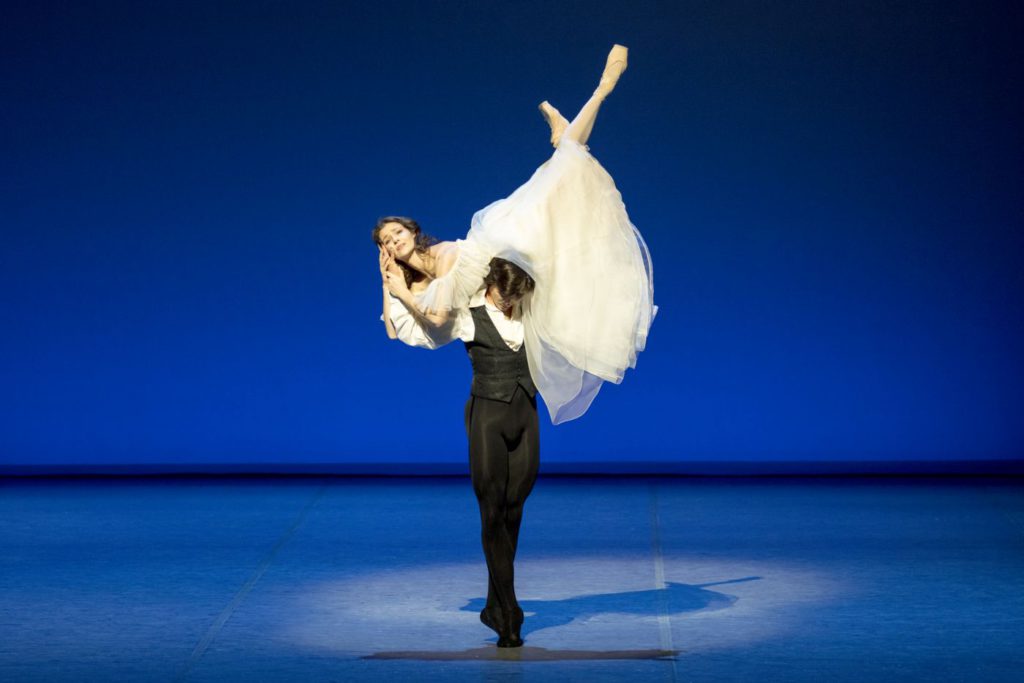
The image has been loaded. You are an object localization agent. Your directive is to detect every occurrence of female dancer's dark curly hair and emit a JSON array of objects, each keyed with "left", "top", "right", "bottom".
[{"left": 372, "top": 216, "right": 438, "bottom": 288}]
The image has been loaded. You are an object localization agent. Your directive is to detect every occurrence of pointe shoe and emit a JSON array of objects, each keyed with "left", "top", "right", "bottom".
[
  {"left": 538, "top": 100, "right": 569, "bottom": 148},
  {"left": 595, "top": 44, "right": 628, "bottom": 97}
]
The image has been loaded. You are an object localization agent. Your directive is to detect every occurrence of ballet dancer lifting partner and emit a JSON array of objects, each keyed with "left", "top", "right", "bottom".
[{"left": 373, "top": 44, "right": 655, "bottom": 648}]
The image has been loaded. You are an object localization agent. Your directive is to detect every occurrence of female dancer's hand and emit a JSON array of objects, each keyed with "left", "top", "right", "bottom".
[
  {"left": 379, "top": 246, "right": 409, "bottom": 295},
  {"left": 378, "top": 245, "right": 395, "bottom": 284},
  {"left": 385, "top": 271, "right": 410, "bottom": 298}
]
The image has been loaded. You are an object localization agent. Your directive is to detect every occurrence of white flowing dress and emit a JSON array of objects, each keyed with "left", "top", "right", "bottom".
[{"left": 413, "top": 137, "right": 657, "bottom": 424}]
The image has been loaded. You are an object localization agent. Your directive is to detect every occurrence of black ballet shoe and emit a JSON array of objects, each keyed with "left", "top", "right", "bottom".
[
  {"left": 496, "top": 606, "right": 524, "bottom": 648},
  {"left": 479, "top": 606, "right": 502, "bottom": 636},
  {"left": 496, "top": 633, "right": 524, "bottom": 648}
]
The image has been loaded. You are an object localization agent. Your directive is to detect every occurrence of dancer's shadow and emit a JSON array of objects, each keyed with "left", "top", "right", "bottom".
[
  {"left": 459, "top": 577, "right": 760, "bottom": 636},
  {"left": 363, "top": 577, "right": 761, "bottom": 660}
]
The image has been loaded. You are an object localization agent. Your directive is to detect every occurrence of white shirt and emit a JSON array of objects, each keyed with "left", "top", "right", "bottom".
[{"left": 381, "top": 289, "right": 524, "bottom": 351}]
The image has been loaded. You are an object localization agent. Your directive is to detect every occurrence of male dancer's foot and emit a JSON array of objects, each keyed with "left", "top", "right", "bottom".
[
  {"left": 497, "top": 633, "right": 524, "bottom": 648},
  {"left": 538, "top": 100, "right": 569, "bottom": 148},
  {"left": 479, "top": 605, "right": 501, "bottom": 635},
  {"left": 481, "top": 603, "right": 524, "bottom": 647},
  {"left": 497, "top": 606, "right": 524, "bottom": 648}
]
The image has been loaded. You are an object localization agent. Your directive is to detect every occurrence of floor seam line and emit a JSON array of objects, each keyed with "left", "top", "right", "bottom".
[
  {"left": 649, "top": 483, "right": 679, "bottom": 681},
  {"left": 173, "top": 483, "right": 328, "bottom": 682}
]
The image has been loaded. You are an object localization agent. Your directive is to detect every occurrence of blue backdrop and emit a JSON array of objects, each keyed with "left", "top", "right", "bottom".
[{"left": 2, "top": 1, "right": 1021, "bottom": 468}]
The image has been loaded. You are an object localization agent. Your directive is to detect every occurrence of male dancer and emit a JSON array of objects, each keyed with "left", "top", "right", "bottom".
[
  {"left": 463, "top": 259, "right": 537, "bottom": 648},
  {"left": 381, "top": 258, "right": 538, "bottom": 648}
]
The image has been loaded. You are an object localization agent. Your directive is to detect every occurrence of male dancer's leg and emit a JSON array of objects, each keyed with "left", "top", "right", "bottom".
[
  {"left": 468, "top": 388, "right": 538, "bottom": 643},
  {"left": 479, "top": 393, "right": 540, "bottom": 620},
  {"left": 483, "top": 388, "right": 540, "bottom": 617},
  {"left": 503, "top": 389, "right": 540, "bottom": 577},
  {"left": 468, "top": 395, "right": 517, "bottom": 621},
  {"left": 466, "top": 396, "right": 507, "bottom": 618}
]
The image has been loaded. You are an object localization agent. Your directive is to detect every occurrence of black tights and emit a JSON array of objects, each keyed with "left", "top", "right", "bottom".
[{"left": 465, "top": 386, "right": 540, "bottom": 624}]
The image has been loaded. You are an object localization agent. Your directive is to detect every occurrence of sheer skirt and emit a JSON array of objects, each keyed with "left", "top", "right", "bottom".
[{"left": 415, "top": 138, "right": 656, "bottom": 424}]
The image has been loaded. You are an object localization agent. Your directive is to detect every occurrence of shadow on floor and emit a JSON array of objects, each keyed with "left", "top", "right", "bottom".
[
  {"left": 363, "top": 646, "right": 681, "bottom": 661},
  {"left": 461, "top": 576, "right": 760, "bottom": 637},
  {"left": 363, "top": 577, "right": 757, "bottom": 660}
]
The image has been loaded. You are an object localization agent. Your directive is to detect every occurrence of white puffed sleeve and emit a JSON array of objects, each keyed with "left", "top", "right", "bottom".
[{"left": 382, "top": 294, "right": 459, "bottom": 349}]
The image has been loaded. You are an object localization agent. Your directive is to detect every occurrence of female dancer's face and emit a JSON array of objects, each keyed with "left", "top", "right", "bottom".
[{"left": 377, "top": 222, "right": 416, "bottom": 261}]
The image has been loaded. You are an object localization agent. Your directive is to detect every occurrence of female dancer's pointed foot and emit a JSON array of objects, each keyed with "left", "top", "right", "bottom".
[
  {"left": 595, "top": 44, "right": 628, "bottom": 98},
  {"left": 538, "top": 100, "right": 569, "bottom": 148}
]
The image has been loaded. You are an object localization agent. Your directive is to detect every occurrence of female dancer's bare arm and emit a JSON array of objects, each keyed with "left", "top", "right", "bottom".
[
  {"left": 388, "top": 242, "right": 458, "bottom": 327},
  {"left": 385, "top": 271, "right": 451, "bottom": 328},
  {"left": 378, "top": 247, "right": 399, "bottom": 339}
]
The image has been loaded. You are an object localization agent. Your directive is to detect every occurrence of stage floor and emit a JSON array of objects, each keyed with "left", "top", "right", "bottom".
[{"left": 1, "top": 475, "right": 1021, "bottom": 681}]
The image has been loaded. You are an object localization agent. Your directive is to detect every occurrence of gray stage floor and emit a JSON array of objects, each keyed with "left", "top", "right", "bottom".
[{"left": 1, "top": 475, "right": 1022, "bottom": 682}]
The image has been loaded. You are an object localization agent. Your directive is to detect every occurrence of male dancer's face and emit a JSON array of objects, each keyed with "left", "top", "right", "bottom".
[{"left": 486, "top": 286, "right": 522, "bottom": 320}]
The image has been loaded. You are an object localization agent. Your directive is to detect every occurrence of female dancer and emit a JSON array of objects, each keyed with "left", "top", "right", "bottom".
[{"left": 376, "top": 44, "right": 656, "bottom": 424}]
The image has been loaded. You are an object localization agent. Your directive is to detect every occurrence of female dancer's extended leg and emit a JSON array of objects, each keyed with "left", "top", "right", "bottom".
[
  {"left": 564, "top": 44, "right": 628, "bottom": 146},
  {"left": 538, "top": 101, "right": 569, "bottom": 148},
  {"left": 538, "top": 45, "right": 628, "bottom": 148}
]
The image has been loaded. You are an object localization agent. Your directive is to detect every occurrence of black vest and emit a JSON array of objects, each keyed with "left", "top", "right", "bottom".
[{"left": 464, "top": 306, "right": 537, "bottom": 402}]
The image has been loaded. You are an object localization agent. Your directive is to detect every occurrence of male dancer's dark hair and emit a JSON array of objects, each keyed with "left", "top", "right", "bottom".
[{"left": 483, "top": 258, "right": 535, "bottom": 301}]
